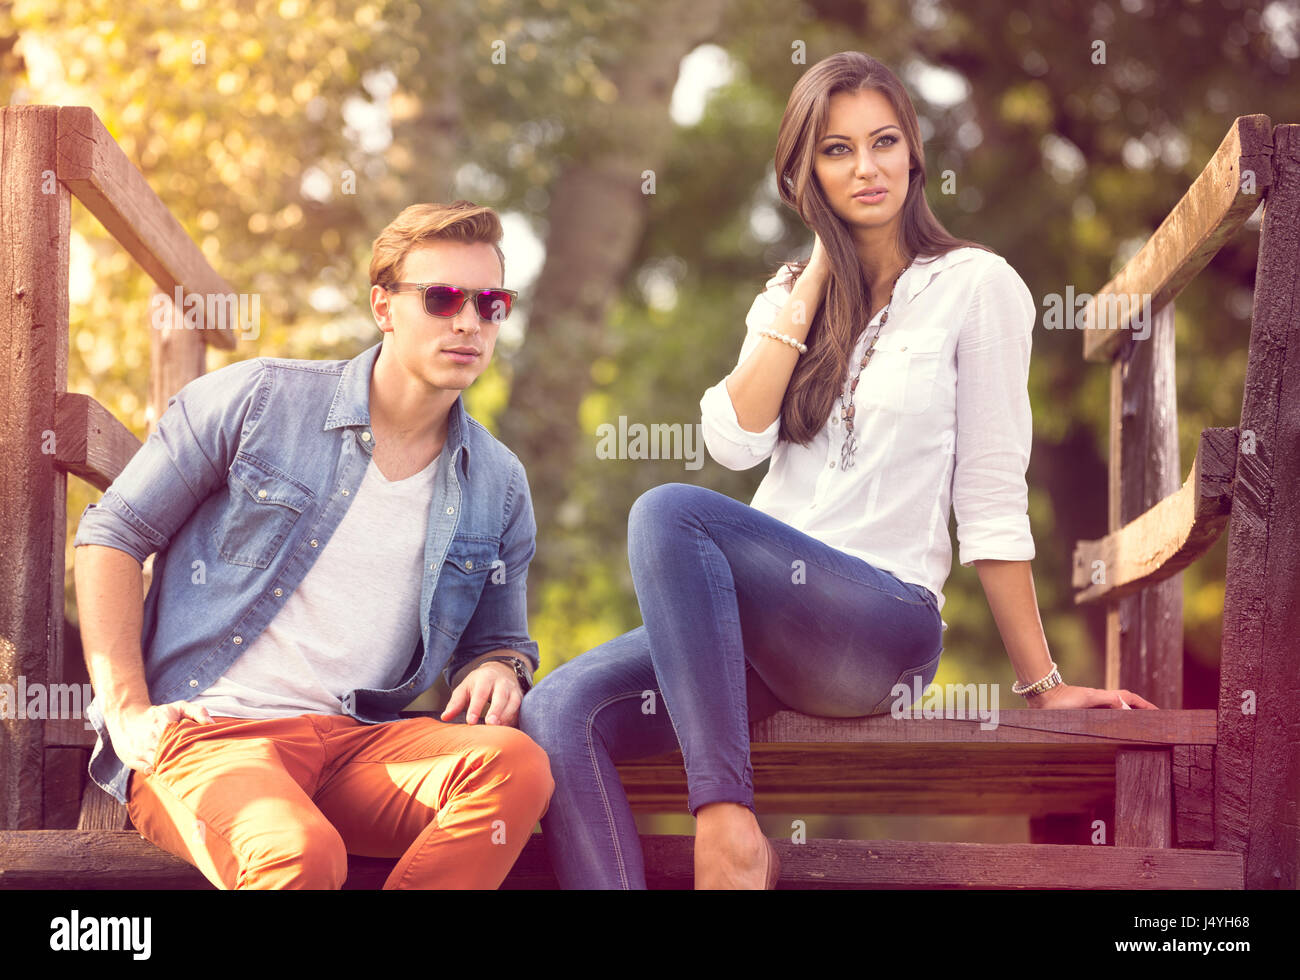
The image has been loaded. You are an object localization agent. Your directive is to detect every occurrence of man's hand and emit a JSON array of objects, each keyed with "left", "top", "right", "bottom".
[
  {"left": 104, "top": 700, "right": 216, "bottom": 775},
  {"left": 440, "top": 661, "right": 522, "bottom": 727}
]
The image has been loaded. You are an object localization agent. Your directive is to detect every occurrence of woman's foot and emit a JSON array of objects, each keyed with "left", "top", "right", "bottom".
[{"left": 694, "top": 802, "right": 779, "bottom": 889}]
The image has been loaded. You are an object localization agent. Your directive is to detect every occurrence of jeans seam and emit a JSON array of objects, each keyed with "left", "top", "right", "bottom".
[{"left": 584, "top": 690, "right": 652, "bottom": 890}]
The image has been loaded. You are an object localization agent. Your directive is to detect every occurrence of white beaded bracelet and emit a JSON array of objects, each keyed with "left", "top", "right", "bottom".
[{"left": 757, "top": 327, "right": 808, "bottom": 354}]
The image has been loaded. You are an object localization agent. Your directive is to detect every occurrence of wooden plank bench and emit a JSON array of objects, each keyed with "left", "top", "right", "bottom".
[{"left": 1, "top": 106, "right": 1295, "bottom": 889}]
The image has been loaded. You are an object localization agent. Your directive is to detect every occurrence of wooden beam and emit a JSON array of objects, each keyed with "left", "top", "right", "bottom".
[
  {"left": 1073, "top": 427, "right": 1237, "bottom": 604},
  {"left": 55, "top": 106, "right": 236, "bottom": 349},
  {"left": 1082, "top": 115, "right": 1273, "bottom": 361},
  {"left": 1115, "top": 748, "right": 1172, "bottom": 847},
  {"left": 0, "top": 831, "right": 1244, "bottom": 890},
  {"left": 0, "top": 106, "right": 69, "bottom": 830},
  {"left": 1173, "top": 744, "right": 1215, "bottom": 848},
  {"left": 1216, "top": 122, "right": 1300, "bottom": 890},
  {"left": 149, "top": 287, "right": 206, "bottom": 434},
  {"left": 52, "top": 393, "right": 143, "bottom": 492}
]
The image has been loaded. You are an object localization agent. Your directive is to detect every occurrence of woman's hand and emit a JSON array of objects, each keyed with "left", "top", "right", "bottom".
[
  {"left": 1027, "top": 684, "right": 1158, "bottom": 709},
  {"left": 805, "top": 231, "right": 830, "bottom": 281}
]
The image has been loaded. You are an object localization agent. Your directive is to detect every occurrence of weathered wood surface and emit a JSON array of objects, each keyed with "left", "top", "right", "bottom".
[
  {"left": 1115, "top": 748, "right": 1172, "bottom": 848},
  {"left": 0, "top": 831, "right": 1244, "bottom": 890},
  {"left": 1106, "top": 303, "right": 1182, "bottom": 706},
  {"left": 149, "top": 287, "right": 207, "bottom": 432},
  {"left": 52, "top": 393, "right": 143, "bottom": 492},
  {"left": 0, "top": 106, "right": 70, "bottom": 830},
  {"left": 56, "top": 107, "right": 236, "bottom": 348},
  {"left": 1073, "top": 427, "right": 1236, "bottom": 604},
  {"left": 1082, "top": 114, "right": 1273, "bottom": 361},
  {"left": 1215, "top": 122, "right": 1300, "bottom": 890}
]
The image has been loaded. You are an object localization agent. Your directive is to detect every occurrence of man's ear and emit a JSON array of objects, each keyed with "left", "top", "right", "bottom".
[{"left": 371, "top": 284, "right": 394, "bottom": 333}]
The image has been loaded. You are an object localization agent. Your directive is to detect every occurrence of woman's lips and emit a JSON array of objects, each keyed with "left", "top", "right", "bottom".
[{"left": 854, "top": 189, "right": 887, "bottom": 204}]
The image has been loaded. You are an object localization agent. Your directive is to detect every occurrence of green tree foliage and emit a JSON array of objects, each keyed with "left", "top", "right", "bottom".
[{"left": 6, "top": 0, "right": 1297, "bottom": 712}]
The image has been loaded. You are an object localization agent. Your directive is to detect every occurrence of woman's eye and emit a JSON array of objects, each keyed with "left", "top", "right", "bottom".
[{"left": 825, "top": 135, "right": 898, "bottom": 155}]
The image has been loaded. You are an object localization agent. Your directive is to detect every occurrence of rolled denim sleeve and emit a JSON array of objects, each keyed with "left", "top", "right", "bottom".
[
  {"left": 72, "top": 358, "right": 267, "bottom": 563},
  {"left": 443, "top": 455, "right": 540, "bottom": 685},
  {"left": 699, "top": 266, "right": 794, "bottom": 470},
  {"left": 953, "top": 260, "right": 1037, "bottom": 566}
]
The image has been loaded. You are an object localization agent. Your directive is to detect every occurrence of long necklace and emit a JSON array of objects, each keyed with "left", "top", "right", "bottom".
[{"left": 838, "top": 258, "right": 912, "bottom": 470}]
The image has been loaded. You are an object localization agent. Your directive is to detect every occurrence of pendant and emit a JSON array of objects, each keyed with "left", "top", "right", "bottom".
[{"left": 840, "top": 436, "right": 857, "bottom": 469}]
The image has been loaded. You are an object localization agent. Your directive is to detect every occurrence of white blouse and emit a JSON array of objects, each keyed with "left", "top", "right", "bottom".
[{"left": 699, "top": 246, "right": 1037, "bottom": 629}]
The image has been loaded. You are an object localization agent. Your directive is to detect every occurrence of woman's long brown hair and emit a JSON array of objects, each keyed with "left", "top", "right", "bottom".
[{"left": 771, "top": 51, "right": 993, "bottom": 444}]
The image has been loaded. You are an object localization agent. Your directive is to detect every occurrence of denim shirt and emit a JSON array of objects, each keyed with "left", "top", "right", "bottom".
[{"left": 72, "top": 341, "right": 539, "bottom": 804}]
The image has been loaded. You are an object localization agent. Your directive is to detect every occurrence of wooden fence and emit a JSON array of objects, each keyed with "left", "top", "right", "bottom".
[{"left": 0, "top": 105, "right": 1296, "bottom": 888}]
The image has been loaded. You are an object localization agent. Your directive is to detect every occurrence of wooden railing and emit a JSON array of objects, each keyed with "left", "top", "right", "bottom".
[
  {"left": 1, "top": 105, "right": 236, "bottom": 829},
  {"left": 1, "top": 106, "right": 1296, "bottom": 889},
  {"left": 1067, "top": 114, "right": 1299, "bottom": 887}
]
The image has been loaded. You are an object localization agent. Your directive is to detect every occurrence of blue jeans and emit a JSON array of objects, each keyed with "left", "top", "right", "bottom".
[{"left": 518, "top": 483, "right": 943, "bottom": 889}]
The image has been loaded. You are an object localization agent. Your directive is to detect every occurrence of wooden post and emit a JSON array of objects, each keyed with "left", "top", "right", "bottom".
[
  {"left": 1105, "top": 303, "right": 1183, "bottom": 708},
  {"left": 0, "top": 107, "right": 70, "bottom": 830},
  {"left": 148, "top": 286, "right": 206, "bottom": 433},
  {"left": 1216, "top": 123, "right": 1300, "bottom": 889}
]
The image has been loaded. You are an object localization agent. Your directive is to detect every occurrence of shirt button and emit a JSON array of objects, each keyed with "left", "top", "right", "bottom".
[
  {"left": 829, "top": 461, "right": 836, "bottom": 468},
  {"left": 189, "top": 679, "right": 198, "bottom": 688},
  {"left": 446, "top": 506, "right": 454, "bottom": 515},
  {"left": 232, "top": 635, "right": 243, "bottom": 645},
  {"left": 257, "top": 489, "right": 268, "bottom": 499},
  {"left": 361, "top": 432, "right": 372, "bottom": 442},
  {"left": 310, "top": 539, "right": 319, "bottom": 547},
  {"left": 341, "top": 489, "right": 350, "bottom": 496},
  {"left": 465, "top": 560, "right": 474, "bottom": 569},
  {"left": 273, "top": 588, "right": 283, "bottom": 597}
]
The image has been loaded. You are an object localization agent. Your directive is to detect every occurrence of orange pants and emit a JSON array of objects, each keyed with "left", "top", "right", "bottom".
[{"left": 125, "top": 713, "right": 554, "bottom": 889}]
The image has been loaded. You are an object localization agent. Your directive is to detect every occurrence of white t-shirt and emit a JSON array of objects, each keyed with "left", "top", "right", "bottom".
[
  {"left": 191, "top": 455, "right": 439, "bottom": 718},
  {"left": 699, "top": 246, "right": 1037, "bottom": 627}
]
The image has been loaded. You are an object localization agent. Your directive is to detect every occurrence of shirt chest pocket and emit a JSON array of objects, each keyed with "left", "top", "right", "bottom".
[
  {"left": 431, "top": 535, "right": 503, "bottom": 639},
  {"left": 859, "top": 327, "right": 949, "bottom": 416},
  {"left": 213, "top": 454, "right": 315, "bottom": 569}
]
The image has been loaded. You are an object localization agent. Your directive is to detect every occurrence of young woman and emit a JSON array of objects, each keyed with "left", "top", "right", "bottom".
[{"left": 519, "top": 50, "right": 1156, "bottom": 890}]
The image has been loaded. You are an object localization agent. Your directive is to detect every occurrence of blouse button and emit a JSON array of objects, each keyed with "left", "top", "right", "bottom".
[
  {"left": 361, "top": 432, "right": 372, "bottom": 442},
  {"left": 274, "top": 588, "right": 283, "bottom": 597},
  {"left": 310, "top": 539, "right": 319, "bottom": 548},
  {"left": 189, "top": 679, "right": 198, "bottom": 688},
  {"left": 341, "top": 489, "right": 350, "bottom": 496},
  {"left": 829, "top": 460, "right": 836, "bottom": 469},
  {"left": 232, "top": 635, "right": 243, "bottom": 645},
  {"left": 257, "top": 489, "right": 268, "bottom": 499}
]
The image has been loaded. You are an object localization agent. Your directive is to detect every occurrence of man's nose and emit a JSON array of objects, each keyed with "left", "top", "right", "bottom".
[{"left": 452, "top": 301, "right": 481, "bottom": 333}]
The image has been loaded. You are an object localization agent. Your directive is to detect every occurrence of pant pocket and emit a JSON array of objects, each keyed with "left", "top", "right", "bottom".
[{"left": 868, "top": 647, "right": 943, "bottom": 716}]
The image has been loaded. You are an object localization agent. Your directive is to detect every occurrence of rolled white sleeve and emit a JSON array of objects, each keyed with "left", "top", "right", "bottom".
[
  {"left": 700, "top": 267, "right": 794, "bottom": 470},
  {"left": 953, "top": 259, "right": 1037, "bottom": 566}
]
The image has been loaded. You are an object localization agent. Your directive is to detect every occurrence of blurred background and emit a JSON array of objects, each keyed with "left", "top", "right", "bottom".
[{"left": 4, "top": 0, "right": 1298, "bottom": 840}]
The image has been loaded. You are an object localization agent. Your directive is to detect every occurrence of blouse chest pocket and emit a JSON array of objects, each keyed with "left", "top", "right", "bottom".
[
  {"left": 213, "top": 454, "right": 315, "bottom": 569},
  {"left": 860, "top": 327, "right": 949, "bottom": 416}
]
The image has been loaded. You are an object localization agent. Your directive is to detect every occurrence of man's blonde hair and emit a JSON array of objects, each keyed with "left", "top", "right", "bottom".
[{"left": 369, "top": 201, "right": 505, "bottom": 288}]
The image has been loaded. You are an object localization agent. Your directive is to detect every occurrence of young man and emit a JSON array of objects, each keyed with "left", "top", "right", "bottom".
[{"left": 72, "top": 201, "right": 552, "bottom": 889}]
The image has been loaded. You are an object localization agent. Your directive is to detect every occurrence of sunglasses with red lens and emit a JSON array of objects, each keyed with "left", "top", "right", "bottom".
[{"left": 386, "top": 282, "right": 518, "bottom": 322}]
